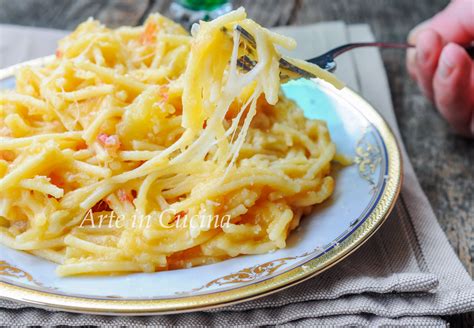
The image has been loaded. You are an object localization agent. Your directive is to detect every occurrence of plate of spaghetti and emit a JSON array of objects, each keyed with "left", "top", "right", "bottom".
[{"left": 0, "top": 8, "right": 401, "bottom": 314}]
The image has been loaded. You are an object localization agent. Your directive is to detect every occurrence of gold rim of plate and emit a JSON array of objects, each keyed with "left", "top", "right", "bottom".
[{"left": 0, "top": 57, "right": 403, "bottom": 315}]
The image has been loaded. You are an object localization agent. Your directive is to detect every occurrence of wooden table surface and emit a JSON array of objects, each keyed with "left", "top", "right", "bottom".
[{"left": 1, "top": 0, "right": 472, "bottom": 325}]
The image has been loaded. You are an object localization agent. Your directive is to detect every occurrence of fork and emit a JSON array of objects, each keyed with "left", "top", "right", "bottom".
[{"left": 235, "top": 25, "right": 474, "bottom": 81}]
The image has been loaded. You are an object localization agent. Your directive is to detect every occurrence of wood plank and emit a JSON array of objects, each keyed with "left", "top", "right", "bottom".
[
  {"left": 96, "top": 0, "right": 150, "bottom": 27},
  {"left": 234, "top": 0, "right": 296, "bottom": 26},
  {"left": 146, "top": 0, "right": 297, "bottom": 27},
  {"left": 0, "top": 0, "right": 149, "bottom": 29},
  {"left": 140, "top": 0, "right": 173, "bottom": 22}
]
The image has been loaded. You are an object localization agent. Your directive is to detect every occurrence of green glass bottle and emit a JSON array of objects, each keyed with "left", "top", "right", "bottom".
[{"left": 170, "top": 0, "right": 232, "bottom": 29}]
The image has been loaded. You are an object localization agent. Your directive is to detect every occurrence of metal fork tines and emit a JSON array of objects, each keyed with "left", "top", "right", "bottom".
[
  {"left": 235, "top": 25, "right": 474, "bottom": 82},
  {"left": 234, "top": 25, "right": 317, "bottom": 82},
  {"left": 235, "top": 25, "right": 416, "bottom": 78},
  {"left": 236, "top": 53, "right": 315, "bottom": 81}
]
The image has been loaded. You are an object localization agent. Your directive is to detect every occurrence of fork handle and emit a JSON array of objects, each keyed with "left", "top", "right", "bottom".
[
  {"left": 308, "top": 42, "right": 474, "bottom": 71},
  {"left": 331, "top": 42, "right": 474, "bottom": 58},
  {"left": 330, "top": 42, "right": 414, "bottom": 58}
]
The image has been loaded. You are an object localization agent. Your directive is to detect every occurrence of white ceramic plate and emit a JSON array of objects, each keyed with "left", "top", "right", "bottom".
[{"left": 0, "top": 57, "right": 402, "bottom": 315}]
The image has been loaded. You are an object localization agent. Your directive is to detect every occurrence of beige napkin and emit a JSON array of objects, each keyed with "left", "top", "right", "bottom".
[{"left": 1, "top": 23, "right": 473, "bottom": 327}]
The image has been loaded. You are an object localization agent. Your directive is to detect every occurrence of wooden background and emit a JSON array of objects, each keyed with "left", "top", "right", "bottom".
[{"left": 0, "top": 0, "right": 472, "bottom": 326}]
